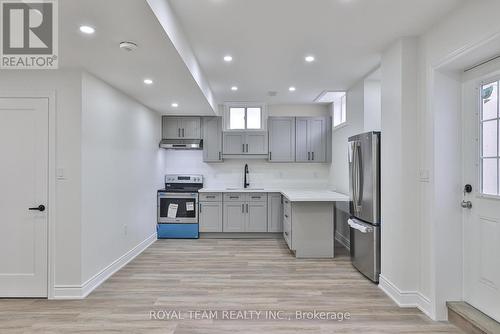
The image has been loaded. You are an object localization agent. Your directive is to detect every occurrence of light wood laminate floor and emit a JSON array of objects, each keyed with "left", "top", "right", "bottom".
[{"left": 0, "top": 239, "right": 461, "bottom": 333}]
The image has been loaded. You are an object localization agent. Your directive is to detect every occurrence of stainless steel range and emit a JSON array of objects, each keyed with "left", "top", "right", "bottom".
[{"left": 157, "top": 174, "right": 203, "bottom": 239}]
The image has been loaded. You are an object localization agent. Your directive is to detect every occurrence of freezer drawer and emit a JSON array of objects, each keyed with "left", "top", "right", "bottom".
[{"left": 349, "top": 219, "right": 380, "bottom": 283}]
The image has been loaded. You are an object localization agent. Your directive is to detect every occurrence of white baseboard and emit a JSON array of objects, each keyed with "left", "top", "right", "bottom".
[
  {"left": 53, "top": 233, "right": 156, "bottom": 299},
  {"left": 335, "top": 231, "right": 350, "bottom": 249},
  {"left": 379, "top": 274, "right": 433, "bottom": 319}
]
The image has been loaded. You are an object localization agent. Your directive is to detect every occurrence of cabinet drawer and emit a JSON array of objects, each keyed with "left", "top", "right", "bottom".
[
  {"left": 247, "top": 193, "right": 268, "bottom": 202},
  {"left": 283, "top": 216, "right": 292, "bottom": 249},
  {"left": 283, "top": 197, "right": 291, "bottom": 220},
  {"left": 199, "top": 193, "right": 222, "bottom": 202},
  {"left": 224, "top": 193, "right": 246, "bottom": 202}
]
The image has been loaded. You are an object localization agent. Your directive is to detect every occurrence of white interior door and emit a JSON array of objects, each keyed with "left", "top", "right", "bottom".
[
  {"left": 0, "top": 98, "right": 49, "bottom": 297},
  {"left": 463, "top": 76, "right": 500, "bottom": 322}
]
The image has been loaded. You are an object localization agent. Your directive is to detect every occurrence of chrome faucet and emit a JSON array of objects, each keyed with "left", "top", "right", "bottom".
[{"left": 244, "top": 164, "right": 250, "bottom": 189}]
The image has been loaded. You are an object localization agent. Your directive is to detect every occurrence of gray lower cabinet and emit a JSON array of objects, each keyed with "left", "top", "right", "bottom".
[
  {"left": 267, "top": 193, "right": 283, "bottom": 232},
  {"left": 199, "top": 201, "right": 223, "bottom": 232},
  {"left": 223, "top": 132, "right": 268, "bottom": 155},
  {"left": 247, "top": 202, "right": 268, "bottom": 232},
  {"left": 295, "top": 117, "right": 327, "bottom": 163},
  {"left": 222, "top": 193, "right": 268, "bottom": 232},
  {"left": 202, "top": 117, "right": 223, "bottom": 162},
  {"left": 223, "top": 202, "right": 246, "bottom": 232},
  {"left": 268, "top": 117, "right": 296, "bottom": 162},
  {"left": 162, "top": 116, "right": 201, "bottom": 139}
]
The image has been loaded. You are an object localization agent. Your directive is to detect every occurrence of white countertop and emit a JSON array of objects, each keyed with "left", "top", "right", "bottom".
[{"left": 199, "top": 187, "right": 349, "bottom": 202}]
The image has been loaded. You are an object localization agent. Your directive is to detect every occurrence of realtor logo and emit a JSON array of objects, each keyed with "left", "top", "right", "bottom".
[{"left": 1, "top": 0, "right": 58, "bottom": 69}]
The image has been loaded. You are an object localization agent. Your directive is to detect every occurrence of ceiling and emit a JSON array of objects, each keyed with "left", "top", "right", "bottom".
[
  {"left": 59, "top": 0, "right": 214, "bottom": 115},
  {"left": 58, "top": 0, "right": 466, "bottom": 115},
  {"left": 169, "top": 0, "right": 465, "bottom": 104}
]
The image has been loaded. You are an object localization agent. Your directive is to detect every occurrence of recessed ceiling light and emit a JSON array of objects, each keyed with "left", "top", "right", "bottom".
[
  {"left": 305, "top": 56, "right": 315, "bottom": 62},
  {"left": 289, "top": 86, "right": 296, "bottom": 92},
  {"left": 171, "top": 103, "right": 179, "bottom": 108},
  {"left": 143, "top": 79, "right": 153, "bottom": 85},
  {"left": 79, "top": 25, "right": 95, "bottom": 34},
  {"left": 231, "top": 86, "right": 238, "bottom": 91},
  {"left": 223, "top": 55, "right": 233, "bottom": 62}
]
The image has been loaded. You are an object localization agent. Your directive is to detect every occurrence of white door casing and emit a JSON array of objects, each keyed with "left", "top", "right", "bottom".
[
  {"left": 0, "top": 98, "right": 49, "bottom": 297},
  {"left": 463, "top": 75, "right": 500, "bottom": 322}
]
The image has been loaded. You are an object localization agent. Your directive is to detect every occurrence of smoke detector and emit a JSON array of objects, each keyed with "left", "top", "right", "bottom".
[
  {"left": 119, "top": 41, "right": 138, "bottom": 52},
  {"left": 268, "top": 91, "right": 278, "bottom": 97}
]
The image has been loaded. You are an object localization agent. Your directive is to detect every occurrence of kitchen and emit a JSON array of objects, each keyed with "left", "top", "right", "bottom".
[
  {"left": 1, "top": 0, "right": 499, "bottom": 333},
  {"left": 156, "top": 103, "right": 380, "bottom": 277}
]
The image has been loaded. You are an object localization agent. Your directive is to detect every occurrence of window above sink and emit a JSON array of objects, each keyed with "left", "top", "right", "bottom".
[{"left": 223, "top": 102, "right": 268, "bottom": 131}]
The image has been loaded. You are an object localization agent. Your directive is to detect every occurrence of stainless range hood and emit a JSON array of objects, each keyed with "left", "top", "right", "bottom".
[{"left": 159, "top": 139, "right": 203, "bottom": 150}]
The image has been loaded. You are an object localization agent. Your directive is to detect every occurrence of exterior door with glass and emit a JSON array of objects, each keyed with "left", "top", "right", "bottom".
[{"left": 463, "top": 76, "right": 500, "bottom": 322}]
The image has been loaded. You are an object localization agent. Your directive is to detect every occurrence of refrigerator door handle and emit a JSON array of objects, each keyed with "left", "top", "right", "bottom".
[
  {"left": 355, "top": 142, "right": 363, "bottom": 211},
  {"left": 348, "top": 218, "right": 373, "bottom": 233}
]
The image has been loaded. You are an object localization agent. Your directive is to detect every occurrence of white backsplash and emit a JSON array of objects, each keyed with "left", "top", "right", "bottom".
[{"left": 163, "top": 150, "right": 332, "bottom": 189}]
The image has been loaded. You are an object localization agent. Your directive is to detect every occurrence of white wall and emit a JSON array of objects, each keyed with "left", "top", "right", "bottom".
[
  {"left": 0, "top": 70, "right": 83, "bottom": 289},
  {"left": 81, "top": 73, "right": 164, "bottom": 283},
  {"left": 379, "top": 37, "right": 420, "bottom": 295},
  {"left": 364, "top": 80, "right": 382, "bottom": 132},
  {"left": 416, "top": 0, "right": 500, "bottom": 320}
]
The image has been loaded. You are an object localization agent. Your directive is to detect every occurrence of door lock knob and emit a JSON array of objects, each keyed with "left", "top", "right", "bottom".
[{"left": 461, "top": 201, "right": 472, "bottom": 209}]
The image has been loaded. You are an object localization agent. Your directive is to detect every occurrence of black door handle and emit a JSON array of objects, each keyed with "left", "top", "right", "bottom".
[{"left": 29, "top": 205, "right": 46, "bottom": 212}]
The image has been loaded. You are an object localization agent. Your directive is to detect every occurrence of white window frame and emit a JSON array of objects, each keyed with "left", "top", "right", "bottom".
[
  {"left": 332, "top": 93, "right": 347, "bottom": 130},
  {"left": 223, "top": 102, "right": 267, "bottom": 131},
  {"left": 479, "top": 77, "right": 500, "bottom": 197}
]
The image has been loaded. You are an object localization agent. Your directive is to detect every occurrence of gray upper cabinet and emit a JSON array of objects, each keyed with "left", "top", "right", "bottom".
[
  {"left": 295, "top": 117, "right": 327, "bottom": 163},
  {"left": 202, "top": 117, "right": 223, "bottom": 162},
  {"left": 267, "top": 193, "right": 283, "bottom": 232},
  {"left": 223, "top": 131, "right": 268, "bottom": 155},
  {"left": 295, "top": 118, "right": 309, "bottom": 162},
  {"left": 245, "top": 132, "right": 268, "bottom": 154},
  {"left": 223, "top": 132, "right": 245, "bottom": 154},
  {"left": 268, "top": 117, "right": 296, "bottom": 162},
  {"left": 162, "top": 116, "right": 201, "bottom": 139}
]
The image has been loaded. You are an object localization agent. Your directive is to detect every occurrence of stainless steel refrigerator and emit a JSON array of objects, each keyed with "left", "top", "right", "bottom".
[{"left": 348, "top": 131, "right": 381, "bottom": 283}]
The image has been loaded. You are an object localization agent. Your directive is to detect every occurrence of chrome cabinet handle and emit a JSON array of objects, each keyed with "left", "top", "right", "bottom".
[
  {"left": 269, "top": 152, "right": 272, "bottom": 160},
  {"left": 284, "top": 214, "right": 289, "bottom": 218},
  {"left": 246, "top": 144, "right": 249, "bottom": 153},
  {"left": 308, "top": 152, "right": 310, "bottom": 161},
  {"left": 246, "top": 204, "right": 249, "bottom": 213},
  {"left": 219, "top": 152, "right": 221, "bottom": 160},
  {"left": 206, "top": 195, "right": 216, "bottom": 199},
  {"left": 284, "top": 231, "right": 289, "bottom": 236},
  {"left": 312, "top": 152, "right": 314, "bottom": 161},
  {"left": 182, "top": 128, "right": 185, "bottom": 137},
  {"left": 178, "top": 128, "right": 181, "bottom": 137},
  {"left": 242, "top": 204, "right": 245, "bottom": 213},
  {"left": 199, "top": 203, "right": 202, "bottom": 213},
  {"left": 242, "top": 144, "right": 245, "bottom": 153}
]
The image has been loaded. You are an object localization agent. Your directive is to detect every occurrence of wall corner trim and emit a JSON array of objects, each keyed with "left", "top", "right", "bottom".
[
  {"left": 52, "top": 233, "right": 157, "bottom": 299},
  {"left": 379, "top": 274, "right": 433, "bottom": 320}
]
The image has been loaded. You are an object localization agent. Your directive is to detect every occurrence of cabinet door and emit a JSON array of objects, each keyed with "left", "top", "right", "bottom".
[
  {"left": 268, "top": 117, "right": 295, "bottom": 162},
  {"left": 199, "top": 202, "right": 223, "bottom": 232},
  {"left": 181, "top": 118, "right": 201, "bottom": 139},
  {"left": 295, "top": 118, "right": 309, "bottom": 162},
  {"left": 245, "top": 132, "right": 268, "bottom": 155},
  {"left": 223, "top": 202, "right": 246, "bottom": 232},
  {"left": 223, "top": 132, "right": 245, "bottom": 154},
  {"left": 267, "top": 193, "right": 283, "bottom": 232},
  {"left": 308, "top": 118, "right": 327, "bottom": 162},
  {"left": 246, "top": 202, "right": 268, "bottom": 232},
  {"left": 162, "top": 117, "right": 181, "bottom": 139},
  {"left": 202, "top": 117, "right": 222, "bottom": 162}
]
